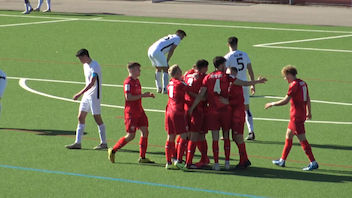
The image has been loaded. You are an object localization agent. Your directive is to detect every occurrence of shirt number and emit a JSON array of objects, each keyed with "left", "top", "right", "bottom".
[
  {"left": 168, "top": 85, "right": 174, "bottom": 98},
  {"left": 187, "top": 78, "right": 194, "bottom": 86},
  {"left": 213, "top": 79, "right": 221, "bottom": 94},
  {"left": 236, "top": 57, "right": 245, "bottom": 71}
]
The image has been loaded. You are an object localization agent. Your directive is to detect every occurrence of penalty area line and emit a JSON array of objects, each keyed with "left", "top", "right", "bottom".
[{"left": 0, "top": 164, "right": 267, "bottom": 198}]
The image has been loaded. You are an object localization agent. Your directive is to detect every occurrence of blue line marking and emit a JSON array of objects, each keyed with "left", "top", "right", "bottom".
[{"left": 0, "top": 164, "right": 267, "bottom": 198}]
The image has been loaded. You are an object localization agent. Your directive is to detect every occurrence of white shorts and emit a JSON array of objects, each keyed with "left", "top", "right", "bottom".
[
  {"left": 79, "top": 96, "right": 101, "bottom": 115},
  {"left": 0, "top": 78, "right": 7, "bottom": 98},
  {"left": 148, "top": 47, "right": 168, "bottom": 67},
  {"left": 242, "top": 86, "right": 250, "bottom": 105}
]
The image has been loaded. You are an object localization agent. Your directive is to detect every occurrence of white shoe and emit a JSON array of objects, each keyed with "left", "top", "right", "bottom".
[
  {"left": 225, "top": 160, "right": 230, "bottom": 170},
  {"left": 212, "top": 163, "right": 220, "bottom": 171}
]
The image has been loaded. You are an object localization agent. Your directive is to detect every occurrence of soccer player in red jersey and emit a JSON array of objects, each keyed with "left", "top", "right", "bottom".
[
  {"left": 228, "top": 67, "right": 266, "bottom": 169},
  {"left": 265, "top": 65, "right": 318, "bottom": 171},
  {"left": 183, "top": 59, "right": 210, "bottom": 169},
  {"left": 165, "top": 64, "right": 189, "bottom": 169},
  {"left": 108, "top": 62, "right": 155, "bottom": 164}
]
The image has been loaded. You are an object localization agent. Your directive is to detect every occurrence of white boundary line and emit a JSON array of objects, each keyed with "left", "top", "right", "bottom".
[
  {"left": 0, "top": 18, "right": 78, "bottom": 28},
  {"left": 1, "top": 13, "right": 352, "bottom": 34},
  {"left": 253, "top": 45, "right": 352, "bottom": 53},
  {"left": 13, "top": 76, "right": 352, "bottom": 125}
]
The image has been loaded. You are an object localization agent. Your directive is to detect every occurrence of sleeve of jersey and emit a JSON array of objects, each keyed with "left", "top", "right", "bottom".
[
  {"left": 287, "top": 83, "right": 296, "bottom": 97},
  {"left": 202, "top": 75, "right": 208, "bottom": 88},
  {"left": 124, "top": 80, "right": 131, "bottom": 94},
  {"left": 174, "top": 37, "right": 181, "bottom": 46}
]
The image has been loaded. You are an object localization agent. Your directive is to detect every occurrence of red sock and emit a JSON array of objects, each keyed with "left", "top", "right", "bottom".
[
  {"left": 197, "top": 140, "right": 208, "bottom": 162},
  {"left": 281, "top": 138, "right": 293, "bottom": 160},
  {"left": 186, "top": 141, "right": 197, "bottom": 165},
  {"left": 112, "top": 137, "right": 128, "bottom": 152},
  {"left": 212, "top": 140, "right": 219, "bottom": 163},
  {"left": 173, "top": 136, "right": 181, "bottom": 159},
  {"left": 237, "top": 142, "right": 248, "bottom": 164},
  {"left": 139, "top": 137, "right": 148, "bottom": 158},
  {"left": 165, "top": 141, "right": 175, "bottom": 164},
  {"left": 224, "top": 138, "right": 231, "bottom": 161},
  {"left": 300, "top": 140, "right": 315, "bottom": 162},
  {"left": 177, "top": 138, "right": 188, "bottom": 162}
]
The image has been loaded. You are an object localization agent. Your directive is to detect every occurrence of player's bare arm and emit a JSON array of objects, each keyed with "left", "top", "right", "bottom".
[
  {"left": 264, "top": 95, "right": 291, "bottom": 109},
  {"left": 306, "top": 96, "right": 312, "bottom": 120},
  {"left": 188, "top": 87, "right": 207, "bottom": 115},
  {"left": 125, "top": 92, "right": 155, "bottom": 101},
  {"left": 166, "top": 45, "right": 177, "bottom": 63},
  {"left": 73, "top": 76, "right": 97, "bottom": 100},
  {"left": 234, "top": 76, "right": 267, "bottom": 86},
  {"left": 247, "top": 63, "right": 256, "bottom": 95}
]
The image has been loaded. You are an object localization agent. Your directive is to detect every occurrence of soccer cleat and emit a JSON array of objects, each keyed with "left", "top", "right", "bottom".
[
  {"left": 165, "top": 163, "right": 176, "bottom": 170},
  {"left": 138, "top": 157, "right": 155, "bottom": 164},
  {"left": 93, "top": 143, "right": 108, "bottom": 150},
  {"left": 108, "top": 148, "right": 115, "bottom": 163},
  {"left": 162, "top": 88, "right": 168, "bottom": 94},
  {"left": 174, "top": 161, "right": 185, "bottom": 170},
  {"left": 302, "top": 161, "right": 319, "bottom": 171},
  {"left": 246, "top": 132, "right": 255, "bottom": 141},
  {"left": 212, "top": 163, "right": 221, "bottom": 171},
  {"left": 272, "top": 159, "right": 286, "bottom": 167},
  {"left": 157, "top": 88, "right": 162, "bottom": 93},
  {"left": 34, "top": 8, "right": 40, "bottom": 11},
  {"left": 43, "top": 9, "right": 51, "bottom": 13},
  {"left": 235, "top": 160, "right": 251, "bottom": 169},
  {"left": 65, "top": 143, "right": 81, "bottom": 149},
  {"left": 225, "top": 160, "right": 230, "bottom": 170}
]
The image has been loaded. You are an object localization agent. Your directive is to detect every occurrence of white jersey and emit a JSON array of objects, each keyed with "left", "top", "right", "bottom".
[
  {"left": 0, "top": 69, "right": 6, "bottom": 78},
  {"left": 224, "top": 50, "right": 251, "bottom": 81},
  {"left": 149, "top": 34, "right": 181, "bottom": 54},
  {"left": 83, "top": 60, "right": 102, "bottom": 99}
]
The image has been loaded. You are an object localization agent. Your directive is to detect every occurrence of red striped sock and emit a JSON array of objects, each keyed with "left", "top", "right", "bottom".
[
  {"left": 177, "top": 138, "right": 188, "bottom": 162},
  {"left": 300, "top": 140, "right": 315, "bottom": 162},
  {"left": 186, "top": 141, "right": 197, "bottom": 165},
  {"left": 281, "top": 139, "right": 293, "bottom": 160},
  {"left": 112, "top": 137, "right": 128, "bottom": 152},
  {"left": 237, "top": 142, "right": 248, "bottom": 164},
  {"left": 139, "top": 137, "right": 148, "bottom": 158},
  {"left": 212, "top": 140, "right": 219, "bottom": 163},
  {"left": 165, "top": 141, "right": 175, "bottom": 163},
  {"left": 224, "top": 138, "right": 231, "bottom": 161},
  {"left": 173, "top": 136, "right": 181, "bottom": 159}
]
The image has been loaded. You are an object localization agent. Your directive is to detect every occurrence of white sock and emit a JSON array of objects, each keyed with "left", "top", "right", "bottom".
[
  {"left": 163, "top": 72, "right": 169, "bottom": 90},
  {"left": 37, "top": 0, "right": 43, "bottom": 9},
  {"left": 75, "top": 124, "right": 85, "bottom": 144},
  {"left": 155, "top": 71, "right": 162, "bottom": 90},
  {"left": 46, "top": 0, "right": 51, "bottom": 10},
  {"left": 245, "top": 110, "right": 254, "bottom": 133},
  {"left": 98, "top": 124, "right": 107, "bottom": 144}
]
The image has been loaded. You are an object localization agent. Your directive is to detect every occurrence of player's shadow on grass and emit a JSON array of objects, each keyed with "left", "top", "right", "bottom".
[
  {"left": 0, "top": 128, "right": 82, "bottom": 136},
  {"left": 246, "top": 140, "right": 352, "bottom": 151},
  {"left": 188, "top": 166, "right": 352, "bottom": 183}
]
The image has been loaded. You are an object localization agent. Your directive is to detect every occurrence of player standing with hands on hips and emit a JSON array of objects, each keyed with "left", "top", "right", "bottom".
[
  {"left": 148, "top": 30, "right": 186, "bottom": 94},
  {"left": 265, "top": 65, "right": 318, "bottom": 171},
  {"left": 65, "top": 49, "right": 108, "bottom": 150}
]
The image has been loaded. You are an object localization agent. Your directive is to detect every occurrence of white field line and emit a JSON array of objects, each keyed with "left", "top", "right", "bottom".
[
  {"left": 13, "top": 77, "right": 352, "bottom": 125},
  {"left": 0, "top": 18, "right": 78, "bottom": 28},
  {"left": 9, "top": 76, "right": 352, "bottom": 105},
  {"left": 1, "top": 14, "right": 352, "bottom": 34},
  {"left": 254, "top": 45, "right": 352, "bottom": 53}
]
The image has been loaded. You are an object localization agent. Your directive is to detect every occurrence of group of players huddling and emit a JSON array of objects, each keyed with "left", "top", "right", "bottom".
[{"left": 65, "top": 29, "right": 319, "bottom": 172}]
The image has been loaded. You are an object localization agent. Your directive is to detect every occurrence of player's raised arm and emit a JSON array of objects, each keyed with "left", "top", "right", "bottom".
[
  {"left": 234, "top": 76, "right": 267, "bottom": 87},
  {"left": 73, "top": 75, "right": 97, "bottom": 100},
  {"left": 264, "top": 95, "right": 291, "bottom": 109}
]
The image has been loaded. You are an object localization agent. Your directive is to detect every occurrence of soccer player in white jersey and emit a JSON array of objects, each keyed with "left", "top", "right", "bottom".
[
  {"left": 148, "top": 30, "right": 186, "bottom": 94},
  {"left": 34, "top": 0, "right": 51, "bottom": 12},
  {"left": 224, "top": 36, "right": 256, "bottom": 140},
  {"left": 65, "top": 49, "right": 108, "bottom": 150},
  {"left": 0, "top": 69, "right": 7, "bottom": 118}
]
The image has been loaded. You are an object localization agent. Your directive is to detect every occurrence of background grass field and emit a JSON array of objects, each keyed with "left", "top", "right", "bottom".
[{"left": 0, "top": 10, "right": 351, "bottom": 198}]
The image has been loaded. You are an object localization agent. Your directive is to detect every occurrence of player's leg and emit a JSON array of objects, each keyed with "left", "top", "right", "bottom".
[
  {"left": 223, "top": 129, "right": 231, "bottom": 170},
  {"left": 175, "top": 132, "right": 188, "bottom": 168},
  {"left": 243, "top": 86, "right": 255, "bottom": 140},
  {"left": 296, "top": 124, "right": 318, "bottom": 171},
  {"left": 65, "top": 110, "right": 87, "bottom": 149},
  {"left": 44, "top": 0, "right": 51, "bottom": 12},
  {"left": 23, "top": 0, "right": 33, "bottom": 14},
  {"left": 185, "top": 132, "right": 199, "bottom": 168},
  {"left": 137, "top": 126, "right": 154, "bottom": 163},
  {"left": 93, "top": 114, "right": 107, "bottom": 150},
  {"left": 233, "top": 133, "right": 251, "bottom": 169},
  {"left": 162, "top": 67, "right": 169, "bottom": 94},
  {"left": 220, "top": 106, "right": 232, "bottom": 169},
  {"left": 211, "top": 130, "right": 220, "bottom": 170},
  {"left": 165, "top": 134, "right": 176, "bottom": 169},
  {"left": 272, "top": 128, "right": 294, "bottom": 167},
  {"left": 108, "top": 132, "right": 135, "bottom": 163},
  {"left": 196, "top": 132, "right": 209, "bottom": 166},
  {"left": 34, "top": 0, "right": 43, "bottom": 11}
]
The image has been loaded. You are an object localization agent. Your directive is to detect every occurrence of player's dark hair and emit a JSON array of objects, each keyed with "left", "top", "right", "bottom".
[
  {"left": 127, "top": 62, "right": 141, "bottom": 69},
  {"left": 228, "top": 36, "right": 238, "bottom": 47},
  {"left": 281, "top": 65, "right": 298, "bottom": 76},
  {"left": 195, "top": 59, "right": 208, "bottom": 70},
  {"left": 76, "top": 48, "right": 90, "bottom": 58},
  {"left": 176, "top": 29, "right": 187, "bottom": 37},
  {"left": 230, "top": 67, "right": 238, "bottom": 73},
  {"left": 213, "top": 56, "right": 226, "bottom": 68}
]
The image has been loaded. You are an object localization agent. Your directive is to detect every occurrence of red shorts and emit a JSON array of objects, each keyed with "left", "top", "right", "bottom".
[
  {"left": 231, "top": 104, "right": 245, "bottom": 135},
  {"left": 124, "top": 111, "right": 148, "bottom": 133},
  {"left": 205, "top": 105, "right": 231, "bottom": 131},
  {"left": 187, "top": 108, "right": 206, "bottom": 133},
  {"left": 165, "top": 111, "right": 187, "bottom": 135},
  {"left": 288, "top": 120, "right": 306, "bottom": 135}
]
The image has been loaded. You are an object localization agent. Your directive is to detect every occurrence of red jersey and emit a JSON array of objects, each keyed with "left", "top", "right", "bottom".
[
  {"left": 123, "top": 77, "right": 144, "bottom": 116},
  {"left": 287, "top": 79, "right": 309, "bottom": 122},
  {"left": 229, "top": 78, "right": 244, "bottom": 106},
  {"left": 202, "top": 70, "right": 231, "bottom": 110},
  {"left": 183, "top": 68, "right": 207, "bottom": 111},
  {"left": 166, "top": 78, "right": 188, "bottom": 114}
]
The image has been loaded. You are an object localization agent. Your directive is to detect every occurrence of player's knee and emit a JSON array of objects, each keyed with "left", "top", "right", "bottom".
[{"left": 125, "top": 133, "right": 135, "bottom": 141}]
